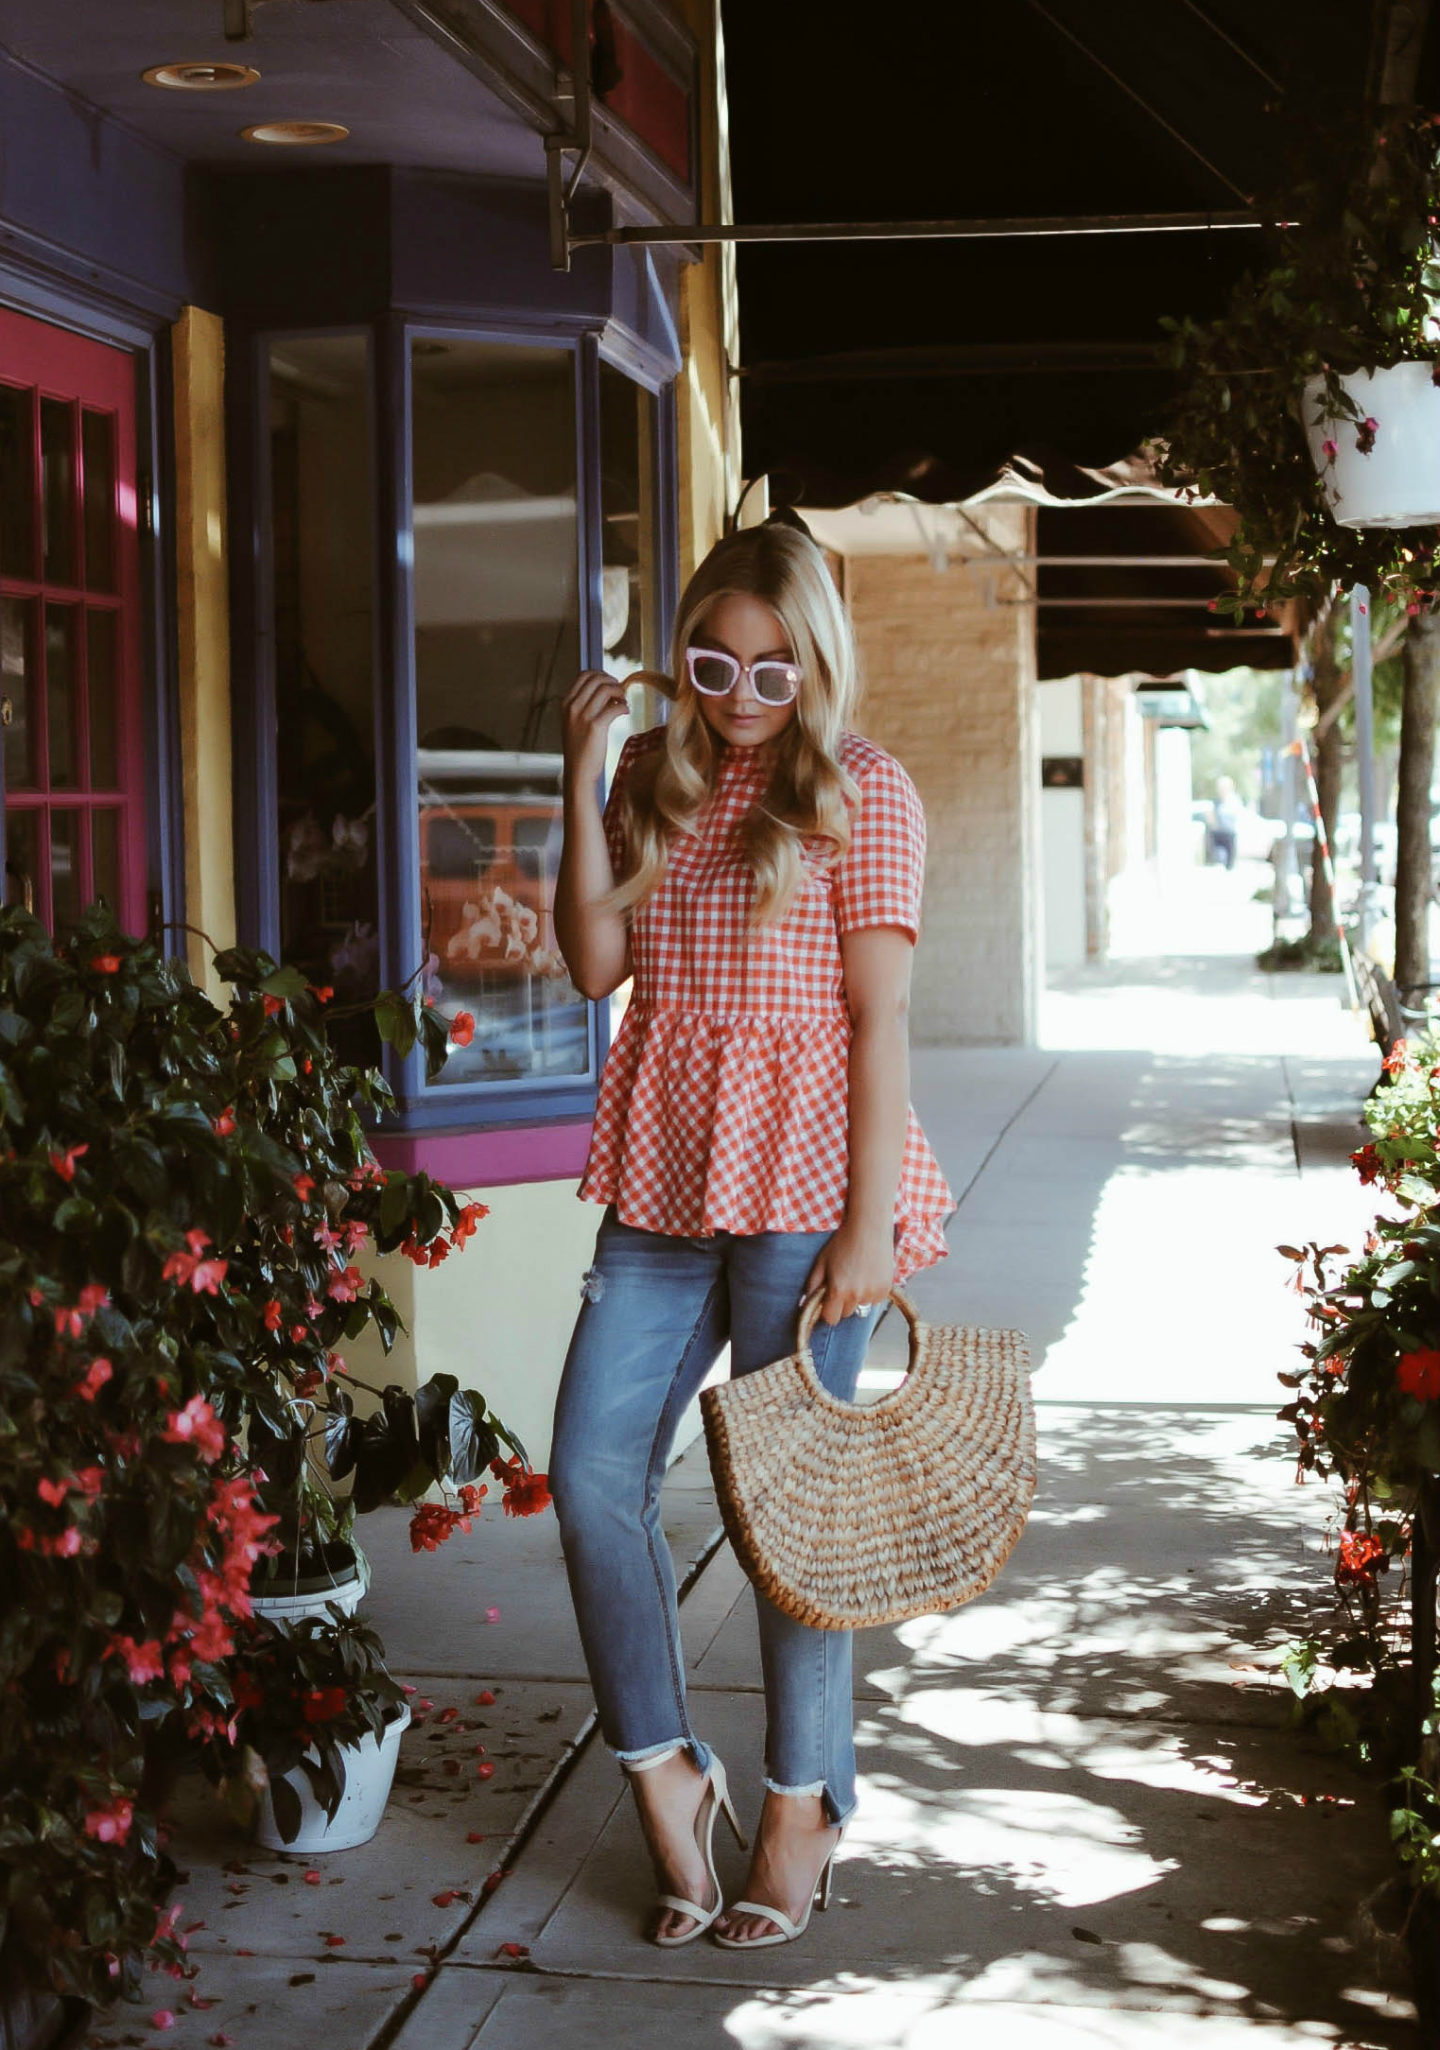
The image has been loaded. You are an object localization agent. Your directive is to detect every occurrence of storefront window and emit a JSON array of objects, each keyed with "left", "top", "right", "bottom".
[
  {"left": 268, "top": 336, "right": 378, "bottom": 1052},
  {"left": 410, "top": 337, "right": 586, "bottom": 1086}
]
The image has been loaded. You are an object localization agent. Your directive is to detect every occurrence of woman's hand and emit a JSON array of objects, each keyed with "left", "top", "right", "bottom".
[
  {"left": 804, "top": 1216, "right": 895, "bottom": 1327},
  {"left": 562, "top": 670, "right": 631, "bottom": 785}
]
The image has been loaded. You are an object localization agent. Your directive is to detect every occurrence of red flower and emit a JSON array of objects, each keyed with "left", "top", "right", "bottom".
[
  {"left": 449, "top": 1011, "right": 476, "bottom": 1048},
  {"left": 293, "top": 1173, "right": 316, "bottom": 1203},
  {"left": 262, "top": 993, "right": 285, "bottom": 1018},
  {"left": 162, "top": 1395, "right": 227, "bottom": 1463},
  {"left": 309, "top": 984, "right": 334, "bottom": 1004},
  {"left": 1337, "top": 1528, "right": 1387, "bottom": 1585},
  {"left": 162, "top": 1233, "right": 229, "bottom": 1295},
  {"left": 301, "top": 1686, "right": 348, "bottom": 1723},
  {"left": 111, "top": 1635, "right": 166, "bottom": 1684},
  {"left": 49, "top": 1142, "right": 88, "bottom": 1182},
  {"left": 213, "top": 1107, "right": 237, "bottom": 1137},
  {"left": 74, "top": 1356, "right": 113, "bottom": 1401},
  {"left": 1382, "top": 1038, "right": 1409, "bottom": 1077},
  {"left": 1398, "top": 1348, "right": 1440, "bottom": 1401},
  {"left": 36, "top": 1475, "right": 70, "bottom": 1508},
  {"left": 490, "top": 1456, "right": 552, "bottom": 1519},
  {"left": 451, "top": 1201, "right": 489, "bottom": 1249},
  {"left": 262, "top": 1299, "right": 283, "bottom": 1332},
  {"left": 1356, "top": 416, "right": 1379, "bottom": 455},
  {"left": 231, "top": 1670, "right": 264, "bottom": 1713},
  {"left": 90, "top": 954, "right": 121, "bottom": 974},
  {"left": 410, "top": 1503, "right": 465, "bottom": 1552},
  {"left": 1350, "top": 1143, "right": 1382, "bottom": 1185}
]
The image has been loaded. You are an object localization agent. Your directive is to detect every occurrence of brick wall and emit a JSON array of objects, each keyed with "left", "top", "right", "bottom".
[{"left": 843, "top": 509, "right": 1039, "bottom": 1044}]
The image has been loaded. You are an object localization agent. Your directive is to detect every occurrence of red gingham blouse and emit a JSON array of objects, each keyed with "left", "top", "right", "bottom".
[{"left": 577, "top": 726, "right": 955, "bottom": 1282}]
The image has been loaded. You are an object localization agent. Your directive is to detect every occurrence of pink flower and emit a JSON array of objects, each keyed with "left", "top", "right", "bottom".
[
  {"left": 1321, "top": 436, "right": 1338, "bottom": 461},
  {"left": 450, "top": 1011, "right": 476, "bottom": 1048},
  {"left": 84, "top": 1797, "right": 134, "bottom": 1844},
  {"left": 327, "top": 1265, "right": 364, "bottom": 1304},
  {"left": 314, "top": 1224, "right": 343, "bottom": 1251},
  {"left": 162, "top": 1396, "right": 227, "bottom": 1463},
  {"left": 342, "top": 1218, "right": 370, "bottom": 1253}
]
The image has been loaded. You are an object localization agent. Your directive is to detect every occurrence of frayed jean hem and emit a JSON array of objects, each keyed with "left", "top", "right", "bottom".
[
  {"left": 613, "top": 1733, "right": 711, "bottom": 1774},
  {"left": 763, "top": 1775, "right": 856, "bottom": 1826}
]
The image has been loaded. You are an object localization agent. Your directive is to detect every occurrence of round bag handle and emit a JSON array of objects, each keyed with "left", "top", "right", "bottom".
[{"left": 796, "top": 1285, "right": 922, "bottom": 1355}]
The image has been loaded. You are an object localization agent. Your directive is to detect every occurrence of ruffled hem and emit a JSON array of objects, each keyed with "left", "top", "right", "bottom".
[{"left": 578, "top": 1004, "right": 954, "bottom": 1283}]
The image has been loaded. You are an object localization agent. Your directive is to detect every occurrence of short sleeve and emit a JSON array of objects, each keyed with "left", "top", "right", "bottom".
[{"left": 833, "top": 752, "right": 927, "bottom": 942}]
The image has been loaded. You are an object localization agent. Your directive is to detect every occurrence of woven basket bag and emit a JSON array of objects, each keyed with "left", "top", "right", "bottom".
[{"left": 700, "top": 1288, "right": 1036, "bottom": 1631}]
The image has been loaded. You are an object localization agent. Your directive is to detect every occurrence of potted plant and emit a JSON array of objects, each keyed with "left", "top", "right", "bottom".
[
  {"left": 0, "top": 902, "right": 543, "bottom": 2028},
  {"left": 1159, "top": 107, "right": 1440, "bottom": 607},
  {"left": 1279, "top": 1029, "right": 1440, "bottom": 1984},
  {"left": 218, "top": 1611, "right": 410, "bottom": 1852}
]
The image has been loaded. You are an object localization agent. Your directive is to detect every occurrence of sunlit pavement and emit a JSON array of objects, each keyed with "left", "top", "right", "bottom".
[{"left": 133, "top": 858, "right": 1419, "bottom": 2050}]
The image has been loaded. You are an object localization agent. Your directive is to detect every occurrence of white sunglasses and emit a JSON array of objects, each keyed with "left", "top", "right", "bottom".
[{"left": 684, "top": 645, "right": 802, "bottom": 706}]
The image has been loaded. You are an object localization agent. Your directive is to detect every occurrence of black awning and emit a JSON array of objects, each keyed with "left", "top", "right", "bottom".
[{"left": 723, "top": 0, "right": 1440, "bottom": 509}]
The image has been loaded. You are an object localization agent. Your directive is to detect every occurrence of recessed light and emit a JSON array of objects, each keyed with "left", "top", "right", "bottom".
[
  {"left": 143, "top": 60, "right": 260, "bottom": 90},
  {"left": 241, "top": 120, "right": 350, "bottom": 146}
]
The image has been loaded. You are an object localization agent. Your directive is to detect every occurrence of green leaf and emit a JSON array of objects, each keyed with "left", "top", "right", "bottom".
[{"left": 449, "top": 1391, "right": 499, "bottom": 1485}]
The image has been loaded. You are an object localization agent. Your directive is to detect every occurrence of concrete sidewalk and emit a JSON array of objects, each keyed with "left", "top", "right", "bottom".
[{"left": 107, "top": 868, "right": 1419, "bottom": 2050}]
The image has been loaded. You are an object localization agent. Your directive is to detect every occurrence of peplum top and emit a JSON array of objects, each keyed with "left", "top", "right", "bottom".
[{"left": 576, "top": 725, "right": 955, "bottom": 1283}]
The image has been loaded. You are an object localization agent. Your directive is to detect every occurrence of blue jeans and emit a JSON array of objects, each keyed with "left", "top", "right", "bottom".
[{"left": 550, "top": 1209, "right": 879, "bottom": 1826}]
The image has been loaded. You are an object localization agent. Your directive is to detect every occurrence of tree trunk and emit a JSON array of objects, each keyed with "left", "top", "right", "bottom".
[
  {"left": 1308, "top": 625, "right": 1344, "bottom": 947},
  {"left": 1394, "top": 610, "right": 1440, "bottom": 990}
]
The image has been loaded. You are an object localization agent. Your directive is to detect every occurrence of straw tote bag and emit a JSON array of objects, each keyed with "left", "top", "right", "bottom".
[{"left": 700, "top": 1289, "right": 1036, "bottom": 1631}]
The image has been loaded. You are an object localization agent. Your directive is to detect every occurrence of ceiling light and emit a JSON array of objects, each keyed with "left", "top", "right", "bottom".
[
  {"left": 143, "top": 61, "right": 260, "bottom": 90},
  {"left": 241, "top": 120, "right": 349, "bottom": 146}
]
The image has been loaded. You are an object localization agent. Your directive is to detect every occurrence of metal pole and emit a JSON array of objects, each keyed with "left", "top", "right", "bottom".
[
  {"left": 569, "top": 209, "right": 1264, "bottom": 251},
  {"left": 1275, "top": 673, "right": 1300, "bottom": 936},
  {"left": 1352, "top": 584, "right": 1378, "bottom": 955}
]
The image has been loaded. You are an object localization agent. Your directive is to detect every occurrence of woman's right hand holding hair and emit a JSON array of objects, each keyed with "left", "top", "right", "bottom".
[{"left": 561, "top": 670, "right": 631, "bottom": 786}]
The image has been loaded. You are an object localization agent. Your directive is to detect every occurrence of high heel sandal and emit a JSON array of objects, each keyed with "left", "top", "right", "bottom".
[
  {"left": 711, "top": 1818, "right": 848, "bottom": 1950},
  {"left": 623, "top": 1746, "right": 749, "bottom": 1947}
]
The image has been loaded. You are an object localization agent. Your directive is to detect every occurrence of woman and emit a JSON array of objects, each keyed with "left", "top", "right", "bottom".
[{"left": 549, "top": 518, "right": 953, "bottom": 1951}]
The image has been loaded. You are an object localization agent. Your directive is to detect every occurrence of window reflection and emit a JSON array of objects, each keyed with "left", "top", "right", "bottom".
[
  {"left": 410, "top": 337, "right": 586, "bottom": 1085},
  {"left": 267, "top": 336, "right": 379, "bottom": 1061}
]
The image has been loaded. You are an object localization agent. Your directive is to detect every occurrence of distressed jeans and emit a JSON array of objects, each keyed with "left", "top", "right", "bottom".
[{"left": 549, "top": 1208, "right": 879, "bottom": 1826}]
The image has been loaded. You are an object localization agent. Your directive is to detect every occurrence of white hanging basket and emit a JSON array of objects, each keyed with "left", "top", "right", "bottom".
[
  {"left": 252, "top": 1701, "right": 411, "bottom": 1853},
  {"left": 1302, "top": 361, "right": 1440, "bottom": 527},
  {"left": 249, "top": 1547, "right": 368, "bottom": 1625}
]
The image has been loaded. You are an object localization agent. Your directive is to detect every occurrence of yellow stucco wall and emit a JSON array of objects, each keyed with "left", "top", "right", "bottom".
[
  {"left": 675, "top": 0, "right": 741, "bottom": 579},
  {"left": 171, "top": 308, "right": 236, "bottom": 996},
  {"left": 346, "top": 1183, "right": 602, "bottom": 1469}
]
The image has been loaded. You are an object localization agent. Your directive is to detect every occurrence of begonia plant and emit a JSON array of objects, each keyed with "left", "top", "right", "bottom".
[{"left": 0, "top": 903, "right": 544, "bottom": 2006}]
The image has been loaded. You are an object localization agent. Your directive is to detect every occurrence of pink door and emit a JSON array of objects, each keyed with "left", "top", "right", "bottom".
[{"left": 0, "top": 306, "right": 146, "bottom": 935}]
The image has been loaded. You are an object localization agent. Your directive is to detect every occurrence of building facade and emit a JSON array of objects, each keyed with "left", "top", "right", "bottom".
[{"left": 0, "top": 0, "right": 738, "bottom": 1462}]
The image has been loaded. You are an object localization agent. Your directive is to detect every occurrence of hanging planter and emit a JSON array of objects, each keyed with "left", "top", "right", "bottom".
[
  {"left": 1303, "top": 363, "right": 1440, "bottom": 527},
  {"left": 252, "top": 1700, "right": 411, "bottom": 1854},
  {"left": 249, "top": 1539, "right": 367, "bottom": 1624}
]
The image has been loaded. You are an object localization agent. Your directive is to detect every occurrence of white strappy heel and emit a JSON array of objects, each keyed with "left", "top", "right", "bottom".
[
  {"left": 711, "top": 1818, "right": 847, "bottom": 1950},
  {"left": 623, "top": 1746, "right": 749, "bottom": 1947}
]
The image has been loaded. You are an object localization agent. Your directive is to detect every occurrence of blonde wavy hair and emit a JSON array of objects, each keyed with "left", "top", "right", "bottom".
[{"left": 610, "top": 522, "right": 860, "bottom": 925}]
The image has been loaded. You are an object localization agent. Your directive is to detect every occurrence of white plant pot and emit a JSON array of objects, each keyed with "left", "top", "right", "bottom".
[
  {"left": 1302, "top": 361, "right": 1440, "bottom": 527},
  {"left": 252, "top": 1701, "right": 411, "bottom": 1853},
  {"left": 249, "top": 1559, "right": 367, "bottom": 1625}
]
